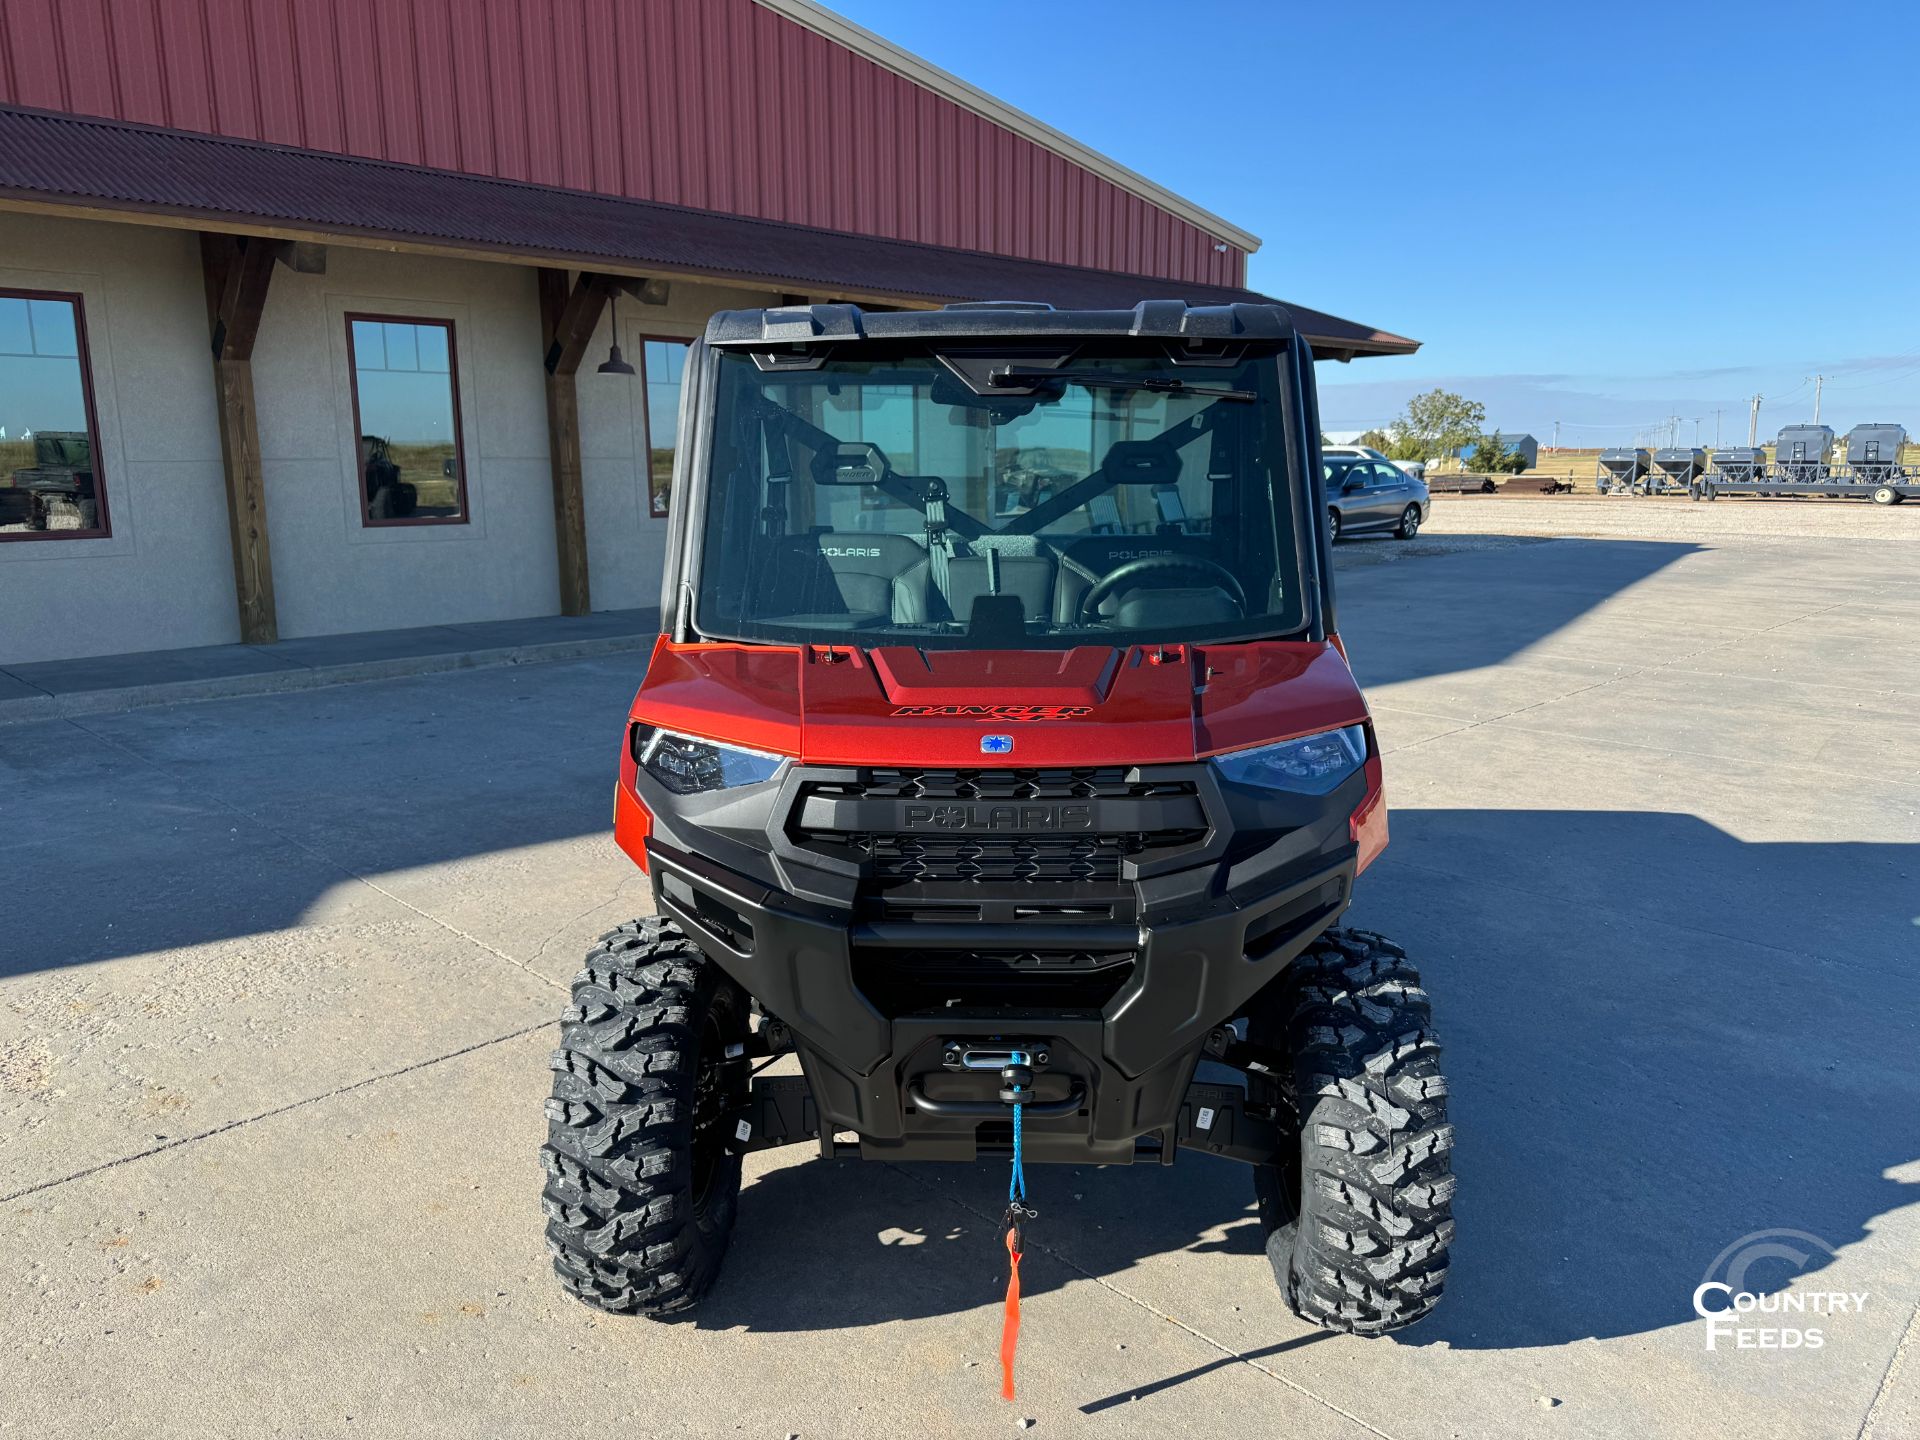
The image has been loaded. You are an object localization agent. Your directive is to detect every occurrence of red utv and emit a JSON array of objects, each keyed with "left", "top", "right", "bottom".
[{"left": 540, "top": 300, "right": 1453, "bottom": 1343}]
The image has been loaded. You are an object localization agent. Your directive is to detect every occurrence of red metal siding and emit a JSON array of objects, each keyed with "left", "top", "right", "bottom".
[{"left": 0, "top": 0, "right": 1244, "bottom": 285}]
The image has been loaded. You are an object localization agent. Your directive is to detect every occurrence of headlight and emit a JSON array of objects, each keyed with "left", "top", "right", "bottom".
[
  {"left": 633, "top": 726, "right": 786, "bottom": 796},
  {"left": 1211, "top": 724, "right": 1368, "bottom": 795}
]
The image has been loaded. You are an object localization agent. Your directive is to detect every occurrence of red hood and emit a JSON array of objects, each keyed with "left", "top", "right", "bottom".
[{"left": 633, "top": 638, "right": 1368, "bottom": 767}]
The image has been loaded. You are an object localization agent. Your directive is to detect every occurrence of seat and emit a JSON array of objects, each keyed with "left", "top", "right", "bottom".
[{"left": 753, "top": 532, "right": 931, "bottom": 624}]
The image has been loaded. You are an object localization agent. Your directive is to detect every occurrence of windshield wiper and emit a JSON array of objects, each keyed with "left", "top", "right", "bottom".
[{"left": 988, "top": 367, "right": 1256, "bottom": 402}]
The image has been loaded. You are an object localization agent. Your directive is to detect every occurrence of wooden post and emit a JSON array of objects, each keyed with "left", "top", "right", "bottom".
[
  {"left": 201, "top": 234, "right": 278, "bottom": 644},
  {"left": 538, "top": 268, "right": 614, "bottom": 617}
]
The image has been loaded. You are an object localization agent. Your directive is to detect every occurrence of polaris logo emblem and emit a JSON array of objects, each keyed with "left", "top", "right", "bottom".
[
  {"left": 903, "top": 803, "right": 1093, "bottom": 831},
  {"left": 821, "top": 546, "right": 881, "bottom": 558},
  {"left": 980, "top": 734, "right": 1014, "bottom": 755},
  {"left": 891, "top": 704, "right": 1094, "bottom": 721}
]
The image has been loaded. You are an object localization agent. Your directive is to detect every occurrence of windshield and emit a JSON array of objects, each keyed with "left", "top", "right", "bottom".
[{"left": 691, "top": 346, "right": 1306, "bottom": 649}]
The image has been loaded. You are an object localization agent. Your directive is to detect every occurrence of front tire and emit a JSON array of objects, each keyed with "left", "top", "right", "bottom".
[
  {"left": 1328, "top": 507, "right": 1342, "bottom": 541},
  {"left": 1872, "top": 486, "right": 1899, "bottom": 506},
  {"left": 1395, "top": 504, "right": 1422, "bottom": 539},
  {"left": 1249, "top": 930, "right": 1454, "bottom": 1335},
  {"left": 541, "top": 919, "right": 749, "bottom": 1316}
]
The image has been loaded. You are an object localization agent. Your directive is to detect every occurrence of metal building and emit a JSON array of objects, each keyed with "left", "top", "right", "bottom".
[
  {"left": 1455, "top": 432, "right": 1539, "bottom": 468},
  {"left": 0, "top": 0, "right": 1415, "bottom": 666}
]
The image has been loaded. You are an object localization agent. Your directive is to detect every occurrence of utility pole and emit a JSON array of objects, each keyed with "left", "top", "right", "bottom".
[
  {"left": 1811, "top": 374, "right": 1824, "bottom": 424},
  {"left": 1552, "top": 419, "right": 1561, "bottom": 450},
  {"left": 1748, "top": 394, "right": 1762, "bottom": 446},
  {"left": 1714, "top": 409, "right": 1722, "bottom": 448},
  {"left": 1693, "top": 417, "right": 1702, "bottom": 446}
]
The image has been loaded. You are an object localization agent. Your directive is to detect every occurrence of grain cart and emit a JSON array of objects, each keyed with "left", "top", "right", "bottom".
[
  {"left": 1843, "top": 424, "right": 1912, "bottom": 503},
  {"left": 1772, "top": 425, "right": 1834, "bottom": 486},
  {"left": 1699, "top": 424, "right": 1916, "bottom": 502},
  {"left": 1698, "top": 447, "right": 1765, "bottom": 498},
  {"left": 1651, "top": 447, "right": 1707, "bottom": 496},
  {"left": 1595, "top": 447, "right": 1650, "bottom": 495}
]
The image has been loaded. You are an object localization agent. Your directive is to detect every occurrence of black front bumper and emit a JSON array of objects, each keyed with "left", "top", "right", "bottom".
[{"left": 640, "top": 757, "right": 1360, "bottom": 1164}]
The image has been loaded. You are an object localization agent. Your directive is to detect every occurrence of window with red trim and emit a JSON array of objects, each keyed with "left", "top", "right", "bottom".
[
  {"left": 346, "top": 315, "right": 468, "bottom": 526},
  {"left": 0, "top": 289, "right": 109, "bottom": 541}
]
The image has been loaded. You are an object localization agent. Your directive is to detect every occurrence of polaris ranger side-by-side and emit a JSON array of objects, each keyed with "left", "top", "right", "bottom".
[{"left": 540, "top": 300, "right": 1454, "bottom": 1348}]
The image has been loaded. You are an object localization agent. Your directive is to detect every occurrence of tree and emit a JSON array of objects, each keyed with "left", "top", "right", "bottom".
[
  {"left": 1353, "top": 428, "right": 1392, "bottom": 451},
  {"left": 1388, "top": 389, "right": 1488, "bottom": 462},
  {"left": 1466, "top": 433, "right": 1511, "bottom": 473}
]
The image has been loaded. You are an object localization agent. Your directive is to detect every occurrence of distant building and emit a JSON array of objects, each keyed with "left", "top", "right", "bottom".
[{"left": 1456, "top": 432, "right": 1540, "bottom": 468}]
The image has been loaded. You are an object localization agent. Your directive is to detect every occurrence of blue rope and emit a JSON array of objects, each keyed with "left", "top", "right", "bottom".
[{"left": 1008, "top": 1101, "right": 1026, "bottom": 1203}]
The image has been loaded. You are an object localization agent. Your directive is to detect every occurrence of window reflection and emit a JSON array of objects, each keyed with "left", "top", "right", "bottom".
[
  {"left": 642, "top": 339, "right": 688, "bottom": 517},
  {"left": 0, "top": 291, "right": 107, "bottom": 540},
  {"left": 348, "top": 316, "right": 466, "bottom": 524}
]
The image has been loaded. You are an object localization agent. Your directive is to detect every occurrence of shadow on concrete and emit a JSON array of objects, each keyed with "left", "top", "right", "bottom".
[
  {"left": 1, "top": 540, "right": 1700, "bottom": 976},
  {"left": 1333, "top": 536, "right": 1701, "bottom": 688},
  {"left": 684, "top": 807, "right": 1915, "bottom": 1359}
]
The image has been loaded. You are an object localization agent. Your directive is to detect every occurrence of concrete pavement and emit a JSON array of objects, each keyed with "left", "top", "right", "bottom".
[{"left": 3, "top": 501, "right": 1917, "bottom": 1438}]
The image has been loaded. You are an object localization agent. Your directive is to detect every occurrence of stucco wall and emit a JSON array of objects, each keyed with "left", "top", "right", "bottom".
[
  {"left": 574, "top": 276, "right": 783, "bottom": 614},
  {"left": 250, "top": 247, "right": 563, "bottom": 640},
  {"left": 0, "top": 213, "right": 237, "bottom": 665},
  {"left": 0, "top": 213, "right": 783, "bottom": 664}
]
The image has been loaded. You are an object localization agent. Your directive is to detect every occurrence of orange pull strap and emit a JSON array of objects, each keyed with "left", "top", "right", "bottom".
[{"left": 1000, "top": 1226, "right": 1023, "bottom": 1401}]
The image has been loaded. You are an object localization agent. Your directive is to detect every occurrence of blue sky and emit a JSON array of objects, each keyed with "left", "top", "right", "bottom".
[{"left": 827, "top": 0, "right": 1920, "bottom": 447}]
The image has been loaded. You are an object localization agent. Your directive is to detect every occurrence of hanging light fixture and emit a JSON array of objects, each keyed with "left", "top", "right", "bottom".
[{"left": 597, "top": 286, "right": 636, "bottom": 375}]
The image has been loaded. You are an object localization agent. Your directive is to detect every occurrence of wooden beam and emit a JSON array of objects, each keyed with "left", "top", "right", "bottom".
[
  {"left": 543, "top": 269, "right": 614, "bottom": 376},
  {"left": 539, "top": 268, "right": 612, "bottom": 616},
  {"left": 201, "top": 233, "right": 278, "bottom": 643},
  {"left": 206, "top": 233, "right": 276, "bottom": 361}
]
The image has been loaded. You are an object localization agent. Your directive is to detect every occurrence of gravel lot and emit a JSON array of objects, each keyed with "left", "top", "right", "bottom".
[{"left": 3, "top": 501, "right": 1916, "bottom": 1439}]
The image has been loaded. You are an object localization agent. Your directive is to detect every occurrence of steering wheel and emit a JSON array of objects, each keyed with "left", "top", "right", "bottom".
[{"left": 1076, "top": 554, "right": 1247, "bottom": 623}]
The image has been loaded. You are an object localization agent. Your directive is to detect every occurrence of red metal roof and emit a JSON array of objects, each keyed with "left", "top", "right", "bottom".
[
  {"left": 0, "top": 0, "right": 1245, "bottom": 287},
  {"left": 0, "top": 105, "right": 1417, "bottom": 358}
]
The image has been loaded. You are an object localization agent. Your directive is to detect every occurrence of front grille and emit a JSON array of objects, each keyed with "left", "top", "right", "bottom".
[
  {"left": 790, "top": 766, "right": 1204, "bottom": 888},
  {"left": 858, "top": 833, "right": 1143, "bottom": 883}
]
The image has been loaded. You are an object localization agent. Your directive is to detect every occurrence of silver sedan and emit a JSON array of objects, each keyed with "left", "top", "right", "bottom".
[{"left": 1324, "top": 457, "right": 1431, "bottom": 541}]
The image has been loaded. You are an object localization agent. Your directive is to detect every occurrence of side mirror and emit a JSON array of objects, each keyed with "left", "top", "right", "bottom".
[{"left": 1342, "top": 479, "right": 1364, "bottom": 495}]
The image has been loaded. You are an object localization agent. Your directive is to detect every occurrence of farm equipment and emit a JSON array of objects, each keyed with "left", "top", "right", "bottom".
[
  {"left": 1773, "top": 425, "right": 1834, "bottom": 486},
  {"left": 1651, "top": 448, "right": 1706, "bottom": 496},
  {"left": 2, "top": 431, "right": 101, "bottom": 532},
  {"left": 1595, "top": 448, "right": 1650, "bottom": 495},
  {"left": 1698, "top": 424, "right": 1915, "bottom": 503},
  {"left": 1704, "top": 447, "right": 1765, "bottom": 485},
  {"left": 538, "top": 300, "right": 1455, "bottom": 1375},
  {"left": 1844, "top": 424, "right": 1908, "bottom": 493}
]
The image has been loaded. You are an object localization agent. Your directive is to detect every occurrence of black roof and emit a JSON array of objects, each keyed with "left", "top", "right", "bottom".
[{"left": 704, "top": 299, "right": 1298, "bottom": 346}]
